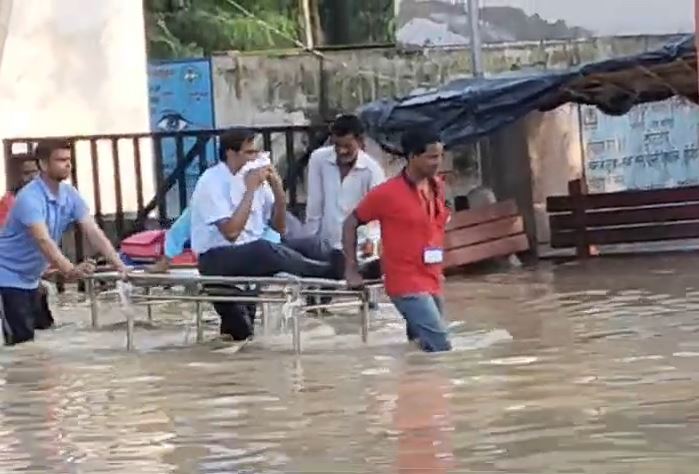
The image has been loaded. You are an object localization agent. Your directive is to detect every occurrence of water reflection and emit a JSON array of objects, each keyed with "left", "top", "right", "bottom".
[
  {"left": 393, "top": 369, "right": 454, "bottom": 473},
  {"left": 0, "top": 255, "right": 698, "bottom": 472}
]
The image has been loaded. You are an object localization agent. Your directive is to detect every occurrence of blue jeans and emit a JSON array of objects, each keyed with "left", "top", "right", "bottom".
[{"left": 390, "top": 294, "right": 452, "bottom": 353}]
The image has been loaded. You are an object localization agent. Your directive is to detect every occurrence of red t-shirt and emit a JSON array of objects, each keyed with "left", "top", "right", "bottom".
[
  {"left": 355, "top": 172, "right": 450, "bottom": 297},
  {"left": 0, "top": 192, "right": 16, "bottom": 228}
]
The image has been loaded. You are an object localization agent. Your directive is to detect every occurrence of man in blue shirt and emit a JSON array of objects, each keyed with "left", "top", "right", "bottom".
[
  {"left": 0, "top": 139, "right": 128, "bottom": 345},
  {"left": 190, "top": 128, "right": 343, "bottom": 340}
]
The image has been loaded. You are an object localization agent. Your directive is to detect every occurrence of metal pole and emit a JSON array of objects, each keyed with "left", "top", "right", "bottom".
[
  {"left": 467, "top": 0, "right": 484, "bottom": 77},
  {"left": 126, "top": 308, "right": 135, "bottom": 351},
  {"left": 145, "top": 286, "right": 153, "bottom": 323},
  {"left": 261, "top": 302, "right": 271, "bottom": 337},
  {"left": 292, "top": 306, "right": 301, "bottom": 355},
  {"left": 195, "top": 301, "right": 204, "bottom": 343},
  {"left": 300, "top": 0, "right": 315, "bottom": 50},
  {"left": 87, "top": 279, "right": 99, "bottom": 328},
  {"left": 466, "top": 0, "right": 485, "bottom": 181},
  {"left": 360, "top": 290, "right": 370, "bottom": 344}
]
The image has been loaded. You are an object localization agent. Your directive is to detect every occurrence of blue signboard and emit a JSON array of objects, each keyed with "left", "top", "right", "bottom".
[
  {"left": 582, "top": 97, "right": 699, "bottom": 193},
  {"left": 148, "top": 58, "right": 216, "bottom": 215}
]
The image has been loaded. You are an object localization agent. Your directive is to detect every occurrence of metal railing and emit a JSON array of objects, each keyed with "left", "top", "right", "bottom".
[
  {"left": 3, "top": 125, "right": 330, "bottom": 264},
  {"left": 85, "top": 271, "right": 380, "bottom": 353}
]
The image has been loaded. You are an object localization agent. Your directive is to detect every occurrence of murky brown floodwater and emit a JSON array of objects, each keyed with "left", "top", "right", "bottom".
[{"left": 2, "top": 255, "right": 699, "bottom": 473}]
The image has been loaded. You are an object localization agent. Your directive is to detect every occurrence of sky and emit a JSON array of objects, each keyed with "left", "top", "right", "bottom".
[
  {"left": 479, "top": 0, "right": 694, "bottom": 35},
  {"left": 398, "top": 0, "right": 694, "bottom": 36}
]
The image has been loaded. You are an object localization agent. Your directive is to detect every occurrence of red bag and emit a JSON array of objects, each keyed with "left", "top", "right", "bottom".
[
  {"left": 120, "top": 230, "right": 165, "bottom": 261},
  {"left": 170, "top": 249, "right": 197, "bottom": 266}
]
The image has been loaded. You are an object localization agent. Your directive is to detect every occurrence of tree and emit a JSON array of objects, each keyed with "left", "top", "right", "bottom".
[
  {"left": 144, "top": 0, "right": 395, "bottom": 60},
  {"left": 145, "top": 0, "right": 302, "bottom": 59}
]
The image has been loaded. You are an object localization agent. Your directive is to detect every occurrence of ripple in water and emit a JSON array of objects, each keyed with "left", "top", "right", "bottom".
[{"left": 1, "top": 256, "right": 699, "bottom": 472}]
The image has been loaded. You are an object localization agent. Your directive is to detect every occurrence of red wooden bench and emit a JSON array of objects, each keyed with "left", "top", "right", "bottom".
[
  {"left": 444, "top": 199, "right": 529, "bottom": 271},
  {"left": 547, "top": 179, "right": 699, "bottom": 258}
]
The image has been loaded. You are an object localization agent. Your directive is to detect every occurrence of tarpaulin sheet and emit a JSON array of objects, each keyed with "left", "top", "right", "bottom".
[{"left": 358, "top": 35, "right": 696, "bottom": 152}]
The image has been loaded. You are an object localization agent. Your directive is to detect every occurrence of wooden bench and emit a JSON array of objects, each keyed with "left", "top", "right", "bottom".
[
  {"left": 444, "top": 199, "right": 529, "bottom": 271},
  {"left": 547, "top": 179, "right": 699, "bottom": 258}
]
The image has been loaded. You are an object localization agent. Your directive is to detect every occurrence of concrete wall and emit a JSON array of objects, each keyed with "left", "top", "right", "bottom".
[
  {"left": 526, "top": 105, "right": 584, "bottom": 244},
  {"left": 210, "top": 35, "right": 676, "bottom": 243},
  {"left": 0, "top": 0, "right": 152, "bottom": 214},
  {"left": 211, "top": 34, "right": 680, "bottom": 129}
]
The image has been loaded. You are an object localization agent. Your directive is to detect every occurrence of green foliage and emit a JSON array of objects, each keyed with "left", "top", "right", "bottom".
[
  {"left": 145, "top": 0, "right": 301, "bottom": 59},
  {"left": 144, "top": 0, "right": 395, "bottom": 60},
  {"left": 320, "top": 0, "right": 394, "bottom": 45}
]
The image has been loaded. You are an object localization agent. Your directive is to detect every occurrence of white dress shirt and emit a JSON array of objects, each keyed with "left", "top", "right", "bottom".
[
  {"left": 305, "top": 146, "right": 385, "bottom": 250},
  {"left": 190, "top": 162, "right": 275, "bottom": 255}
]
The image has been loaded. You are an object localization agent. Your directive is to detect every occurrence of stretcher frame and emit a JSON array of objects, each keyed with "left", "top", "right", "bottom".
[{"left": 84, "top": 271, "right": 382, "bottom": 354}]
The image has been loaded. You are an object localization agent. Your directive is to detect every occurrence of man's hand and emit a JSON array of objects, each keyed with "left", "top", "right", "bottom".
[
  {"left": 244, "top": 166, "right": 271, "bottom": 191},
  {"left": 345, "top": 266, "right": 364, "bottom": 290},
  {"left": 266, "top": 167, "right": 285, "bottom": 193},
  {"left": 65, "top": 261, "right": 96, "bottom": 281},
  {"left": 115, "top": 262, "right": 130, "bottom": 281}
]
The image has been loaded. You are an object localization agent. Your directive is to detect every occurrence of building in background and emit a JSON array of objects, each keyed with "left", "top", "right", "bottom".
[
  {"left": 395, "top": 0, "right": 693, "bottom": 48},
  {"left": 0, "top": 0, "right": 152, "bottom": 215}
]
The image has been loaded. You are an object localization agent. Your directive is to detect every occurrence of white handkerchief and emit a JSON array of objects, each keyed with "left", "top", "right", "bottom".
[{"left": 239, "top": 153, "right": 271, "bottom": 174}]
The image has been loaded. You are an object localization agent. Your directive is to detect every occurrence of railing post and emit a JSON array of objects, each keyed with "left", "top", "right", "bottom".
[
  {"left": 569, "top": 179, "right": 590, "bottom": 259},
  {"left": 285, "top": 131, "right": 297, "bottom": 208},
  {"left": 89, "top": 139, "right": 104, "bottom": 229},
  {"left": 111, "top": 139, "right": 124, "bottom": 239},
  {"left": 2, "top": 139, "right": 12, "bottom": 192},
  {"left": 69, "top": 140, "right": 86, "bottom": 292},
  {"left": 153, "top": 136, "right": 167, "bottom": 227},
  {"left": 132, "top": 137, "right": 145, "bottom": 215},
  {"left": 176, "top": 135, "right": 187, "bottom": 214}
]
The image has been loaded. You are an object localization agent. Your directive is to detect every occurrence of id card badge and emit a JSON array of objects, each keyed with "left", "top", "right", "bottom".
[{"left": 423, "top": 247, "right": 444, "bottom": 264}]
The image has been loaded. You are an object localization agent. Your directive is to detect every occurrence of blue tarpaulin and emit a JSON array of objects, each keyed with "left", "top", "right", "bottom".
[{"left": 358, "top": 35, "right": 697, "bottom": 152}]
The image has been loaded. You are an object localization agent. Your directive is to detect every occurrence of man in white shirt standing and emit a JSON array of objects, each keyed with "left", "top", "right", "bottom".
[{"left": 286, "top": 115, "right": 385, "bottom": 274}]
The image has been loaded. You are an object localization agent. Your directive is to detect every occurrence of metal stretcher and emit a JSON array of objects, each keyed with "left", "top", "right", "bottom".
[{"left": 84, "top": 269, "right": 382, "bottom": 354}]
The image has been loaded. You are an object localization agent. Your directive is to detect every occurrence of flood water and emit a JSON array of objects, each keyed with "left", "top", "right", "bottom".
[{"left": 2, "top": 255, "right": 699, "bottom": 473}]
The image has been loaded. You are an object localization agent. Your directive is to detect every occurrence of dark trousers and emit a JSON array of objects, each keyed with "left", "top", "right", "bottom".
[
  {"left": 35, "top": 284, "right": 54, "bottom": 330},
  {"left": 284, "top": 235, "right": 334, "bottom": 263},
  {"left": 285, "top": 235, "right": 382, "bottom": 308},
  {"left": 198, "top": 240, "right": 339, "bottom": 340},
  {"left": 1, "top": 287, "right": 39, "bottom": 345},
  {"left": 0, "top": 285, "right": 55, "bottom": 345}
]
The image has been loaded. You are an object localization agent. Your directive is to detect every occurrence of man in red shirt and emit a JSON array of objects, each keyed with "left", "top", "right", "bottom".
[
  {"left": 343, "top": 128, "right": 452, "bottom": 352},
  {"left": 0, "top": 154, "right": 38, "bottom": 227}
]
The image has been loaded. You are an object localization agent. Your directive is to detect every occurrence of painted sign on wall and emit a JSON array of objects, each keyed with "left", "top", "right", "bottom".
[
  {"left": 148, "top": 58, "right": 215, "bottom": 215},
  {"left": 582, "top": 97, "right": 699, "bottom": 193}
]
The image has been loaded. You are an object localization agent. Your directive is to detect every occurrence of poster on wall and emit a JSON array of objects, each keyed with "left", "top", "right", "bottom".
[
  {"left": 148, "top": 58, "right": 216, "bottom": 216},
  {"left": 394, "top": 0, "right": 692, "bottom": 49},
  {"left": 582, "top": 97, "right": 699, "bottom": 193}
]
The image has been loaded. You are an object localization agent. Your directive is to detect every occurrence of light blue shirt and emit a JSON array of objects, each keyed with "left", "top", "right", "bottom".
[
  {"left": 0, "top": 177, "right": 88, "bottom": 289},
  {"left": 190, "top": 162, "right": 275, "bottom": 255},
  {"left": 163, "top": 206, "right": 281, "bottom": 259}
]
